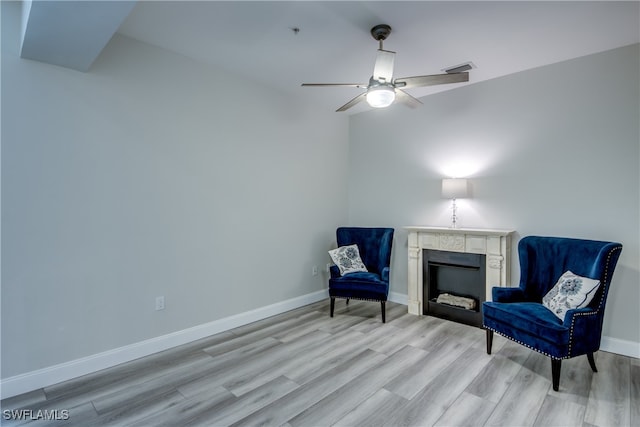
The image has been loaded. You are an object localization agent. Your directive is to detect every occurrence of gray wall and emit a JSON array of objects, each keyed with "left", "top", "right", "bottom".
[
  {"left": 348, "top": 44, "right": 640, "bottom": 344},
  {"left": 1, "top": 3, "right": 348, "bottom": 378}
]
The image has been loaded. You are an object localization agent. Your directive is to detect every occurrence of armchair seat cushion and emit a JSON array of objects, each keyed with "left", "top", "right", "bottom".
[
  {"left": 333, "top": 271, "right": 386, "bottom": 284},
  {"left": 329, "top": 273, "right": 389, "bottom": 300},
  {"left": 483, "top": 301, "right": 570, "bottom": 357}
]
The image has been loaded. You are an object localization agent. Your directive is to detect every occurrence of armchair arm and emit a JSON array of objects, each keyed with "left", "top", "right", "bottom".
[
  {"left": 381, "top": 267, "right": 390, "bottom": 283},
  {"left": 563, "top": 307, "right": 603, "bottom": 356},
  {"left": 492, "top": 287, "right": 526, "bottom": 303},
  {"left": 330, "top": 265, "right": 341, "bottom": 279}
]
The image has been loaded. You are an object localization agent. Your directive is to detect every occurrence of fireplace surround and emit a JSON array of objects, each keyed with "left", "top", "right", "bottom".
[{"left": 406, "top": 226, "right": 514, "bottom": 319}]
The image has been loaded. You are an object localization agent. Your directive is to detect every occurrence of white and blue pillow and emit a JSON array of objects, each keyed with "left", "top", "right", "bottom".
[
  {"left": 328, "top": 244, "right": 368, "bottom": 276},
  {"left": 542, "top": 270, "right": 600, "bottom": 321}
]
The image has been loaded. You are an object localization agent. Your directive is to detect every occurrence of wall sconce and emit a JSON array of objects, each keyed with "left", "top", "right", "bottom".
[{"left": 442, "top": 178, "right": 470, "bottom": 228}]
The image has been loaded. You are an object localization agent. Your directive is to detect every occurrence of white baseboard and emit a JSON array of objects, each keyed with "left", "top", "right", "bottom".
[
  {"left": 601, "top": 336, "right": 640, "bottom": 359},
  {"left": 0, "top": 289, "right": 329, "bottom": 399},
  {"left": 388, "top": 291, "right": 408, "bottom": 305},
  {"left": 3, "top": 290, "right": 636, "bottom": 399}
]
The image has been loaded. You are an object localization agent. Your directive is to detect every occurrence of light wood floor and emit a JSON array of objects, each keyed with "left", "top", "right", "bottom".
[{"left": 2, "top": 300, "right": 638, "bottom": 426}]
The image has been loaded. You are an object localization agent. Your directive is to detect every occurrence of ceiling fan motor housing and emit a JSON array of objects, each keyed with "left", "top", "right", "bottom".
[{"left": 370, "top": 24, "right": 392, "bottom": 41}]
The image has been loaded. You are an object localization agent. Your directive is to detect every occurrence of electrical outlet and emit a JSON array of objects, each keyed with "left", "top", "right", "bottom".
[
  {"left": 155, "top": 296, "right": 165, "bottom": 311},
  {"left": 312, "top": 265, "right": 319, "bottom": 276},
  {"left": 326, "top": 263, "right": 332, "bottom": 273}
]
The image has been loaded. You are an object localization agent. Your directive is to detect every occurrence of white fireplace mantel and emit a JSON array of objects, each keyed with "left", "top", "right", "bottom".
[{"left": 405, "top": 226, "right": 514, "bottom": 316}]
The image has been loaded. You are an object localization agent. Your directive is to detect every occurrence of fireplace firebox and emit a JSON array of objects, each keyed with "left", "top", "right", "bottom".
[{"left": 423, "top": 249, "right": 486, "bottom": 327}]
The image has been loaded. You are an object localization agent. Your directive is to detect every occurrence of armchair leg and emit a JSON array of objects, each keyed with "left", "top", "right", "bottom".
[
  {"left": 587, "top": 352, "right": 598, "bottom": 372},
  {"left": 381, "top": 301, "right": 386, "bottom": 323},
  {"left": 551, "top": 359, "right": 562, "bottom": 392},
  {"left": 486, "top": 329, "right": 493, "bottom": 354},
  {"left": 330, "top": 297, "right": 335, "bottom": 318},
  {"left": 346, "top": 299, "right": 349, "bottom": 305}
]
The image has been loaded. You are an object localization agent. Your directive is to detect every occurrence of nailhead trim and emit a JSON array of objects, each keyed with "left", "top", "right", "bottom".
[
  {"left": 332, "top": 296, "right": 387, "bottom": 303},
  {"left": 483, "top": 325, "right": 564, "bottom": 359},
  {"left": 567, "top": 245, "right": 621, "bottom": 357},
  {"left": 485, "top": 245, "right": 622, "bottom": 361}
]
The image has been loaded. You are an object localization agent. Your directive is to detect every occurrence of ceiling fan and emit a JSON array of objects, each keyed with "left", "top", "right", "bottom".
[{"left": 302, "top": 24, "right": 470, "bottom": 112}]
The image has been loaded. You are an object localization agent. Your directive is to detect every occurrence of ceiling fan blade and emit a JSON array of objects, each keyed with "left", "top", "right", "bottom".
[
  {"left": 395, "top": 89, "right": 423, "bottom": 109},
  {"left": 302, "top": 83, "right": 367, "bottom": 88},
  {"left": 373, "top": 49, "right": 395, "bottom": 82},
  {"left": 395, "top": 72, "right": 469, "bottom": 89},
  {"left": 336, "top": 92, "right": 367, "bottom": 112}
]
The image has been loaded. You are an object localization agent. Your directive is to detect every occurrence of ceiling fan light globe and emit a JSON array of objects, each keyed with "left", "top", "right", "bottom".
[{"left": 366, "top": 86, "right": 395, "bottom": 108}]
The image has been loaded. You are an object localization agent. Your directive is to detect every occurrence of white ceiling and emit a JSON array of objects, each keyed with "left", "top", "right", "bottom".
[{"left": 19, "top": 1, "right": 640, "bottom": 114}]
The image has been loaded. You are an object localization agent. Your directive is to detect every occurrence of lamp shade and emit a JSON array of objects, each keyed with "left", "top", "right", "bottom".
[{"left": 442, "top": 178, "right": 469, "bottom": 199}]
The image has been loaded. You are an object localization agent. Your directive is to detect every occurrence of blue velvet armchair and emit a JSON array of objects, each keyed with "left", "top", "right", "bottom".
[
  {"left": 329, "top": 227, "right": 394, "bottom": 323},
  {"left": 482, "top": 236, "right": 622, "bottom": 391}
]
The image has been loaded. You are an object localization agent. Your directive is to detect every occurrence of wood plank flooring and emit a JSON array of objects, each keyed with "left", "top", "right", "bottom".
[{"left": 2, "top": 300, "right": 638, "bottom": 426}]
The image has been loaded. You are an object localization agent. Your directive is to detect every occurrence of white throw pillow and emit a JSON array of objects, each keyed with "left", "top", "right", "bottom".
[
  {"left": 328, "top": 244, "right": 368, "bottom": 276},
  {"left": 542, "top": 270, "right": 601, "bottom": 321}
]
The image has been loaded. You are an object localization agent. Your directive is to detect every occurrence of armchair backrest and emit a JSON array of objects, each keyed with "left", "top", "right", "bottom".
[
  {"left": 518, "top": 236, "right": 623, "bottom": 311},
  {"left": 336, "top": 227, "right": 394, "bottom": 275}
]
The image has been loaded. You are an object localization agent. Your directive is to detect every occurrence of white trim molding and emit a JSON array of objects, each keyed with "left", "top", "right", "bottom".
[
  {"left": 388, "top": 291, "right": 408, "bottom": 306},
  {"left": 1, "top": 289, "right": 329, "bottom": 399},
  {"left": 600, "top": 336, "right": 640, "bottom": 359}
]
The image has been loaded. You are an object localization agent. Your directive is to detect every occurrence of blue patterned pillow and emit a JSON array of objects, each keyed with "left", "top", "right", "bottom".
[
  {"left": 542, "top": 270, "right": 600, "bottom": 321},
  {"left": 328, "top": 244, "right": 368, "bottom": 276}
]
